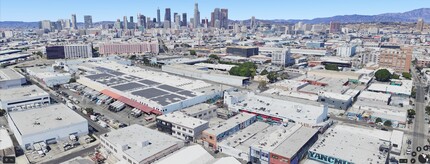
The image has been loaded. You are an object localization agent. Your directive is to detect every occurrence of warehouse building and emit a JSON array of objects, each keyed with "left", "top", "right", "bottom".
[
  {"left": 46, "top": 44, "right": 93, "bottom": 59},
  {"left": 202, "top": 113, "right": 257, "bottom": 150},
  {"left": 0, "top": 128, "right": 15, "bottom": 161},
  {"left": 179, "top": 103, "right": 218, "bottom": 120},
  {"left": 26, "top": 67, "right": 71, "bottom": 87},
  {"left": 308, "top": 125, "right": 396, "bottom": 164},
  {"left": 157, "top": 145, "right": 214, "bottom": 164},
  {"left": 225, "top": 91, "right": 328, "bottom": 127},
  {"left": 156, "top": 112, "right": 209, "bottom": 141},
  {"left": 7, "top": 104, "right": 88, "bottom": 149},
  {"left": 162, "top": 64, "right": 250, "bottom": 87},
  {"left": 0, "top": 85, "right": 50, "bottom": 111},
  {"left": 100, "top": 124, "right": 183, "bottom": 164},
  {"left": 77, "top": 61, "right": 229, "bottom": 114},
  {"left": 0, "top": 68, "right": 26, "bottom": 89}
]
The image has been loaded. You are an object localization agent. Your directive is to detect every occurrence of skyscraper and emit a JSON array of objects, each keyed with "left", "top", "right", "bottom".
[
  {"left": 114, "top": 19, "right": 121, "bottom": 29},
  {"left": 84, "top": 15, "right": 93, "bottom": 29},
  {"left": 194, "top": 3, "right": 200, "bottom": 28},
  {"left": 165, "top": 8, "right": 171, "bottom": 28},
  {"left": 175, "top": 14, "right": 181, "bottom": 29},
  {"left": 41, "top": 20, "right": 52, "bottom": 32},
  {"left": 147, "top": 17, "right": 152, "bottom": 29},
  {"left": 182, "top": 13, "right": 187, "bottom": 27},
  {"left": 71, "top": 14, "right": 77, "bottom": 30},
  {"left": 157, "top": 8, "right": 161, "bottom": 27},
  {"left": 56, "top": 20, "right": 63, "bottom": 30},
  {"left": 221, "top": 9, "right": 228, "bottom": 29},
  {"left": 129, "top": 16, "right": 134, "bottom": 29},
  {"left": 123, "top": 16, "right": 128, "bottom": 30},
  {"left": 214, "top": 8, "right": 220, "bottom": 28},
  {"left": 417, "top": 18, "right": 424, "bottom": 32},
  {"left": 250, "top": 16, "right": 256, "bottom": 29},
  {"left": 329, "top": 21, "right": 341, "bottom": 33},
  {"left": 210, "top": 12, "right": 215, "bottom": 27}
]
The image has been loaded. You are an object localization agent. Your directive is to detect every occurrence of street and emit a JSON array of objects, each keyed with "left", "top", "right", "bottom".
[{"left": 412, "top": 67, "right": 428, "bottom": 159}]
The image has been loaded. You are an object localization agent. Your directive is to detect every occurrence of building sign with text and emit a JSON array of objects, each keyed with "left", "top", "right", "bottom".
[{"left": 308, "top": 151, "right": 354, "bottom": 164}]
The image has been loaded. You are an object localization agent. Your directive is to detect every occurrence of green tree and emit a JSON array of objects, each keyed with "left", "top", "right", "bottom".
[
  {"left": 84, "top": 108, "right": 94, "bottom": 115},
  {"left": 260, "top": 69, "right": 269, "bottom": 75},
  {"left": 0, "top": 109, "right": 5, "bottom": 117},
  {"left": 209, "top": 54, "right": 220, "bottom": 60},
  {"left": 375, "top": 117, "right": 383, "bottom": 123},
  {"left": 426, "top": 106, "right": 430, "bottom": 115},
  {"left": 258, "top": 80, "right": 268, "bottom": 91},
  {"left": 402, "top": 72, "right": 412, "bottom": 80},
  {"left": 383, "top": 120, "right": 392, "bottom": 127},
  {"left": 129, "top": 55, "right": 137, "bottom": 60},
  {"left": 407, "top": 109, "right": 416, "bottom": 117},
  {"left": 36, "top": 51, "right": 43, "bottom": 57},
  {"left": 189, "top": 50, "right": 197, "bottom": 56},
  {"left": 375, "top": 69, "right": 392, "bottom": 82},
  {"left": 325, "top": 64, "right": 339, "bottom": 71},
  {"left": 228, "top": 62, "right": 257, "bottom": 77},
  {"left": 267, "top": 72, "right": 278, "bottom": 83},
  {"left": 391, "top": 73, "right": 400, "bottom": 79},
  {"left": 69, "top": 78, "right": 76, "bottom": 83}
]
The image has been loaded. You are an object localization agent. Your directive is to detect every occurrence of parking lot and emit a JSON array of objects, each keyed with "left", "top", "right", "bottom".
[
  {"left": 24, "top": 134, "right": 98, "bottom": 163},
  {"left": 58, "top": 83, "right": 156, "bottom": 130}
]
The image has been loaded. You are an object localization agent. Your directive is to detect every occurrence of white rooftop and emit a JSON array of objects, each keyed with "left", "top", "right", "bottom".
[
  {"left": 180, "top": 103, "right": 217, "bottom": 115},
  {"left": 0, "top": 85, "right": 48, "bottom": 102},
  {"left": 156, "top": 145, "right": 214, "bottom": 164},
  {"left": 210, "top": 157, "right": 241, "bottom": 164},
  {"left": 272, "top": 126, "right": 318, "bottom": 158},
  {"left": 310, "top": 125, "right": 391, "bottom": 164},
  {"left": 251, "top": 124, "right": 302, "bottom": 152},
  {"left": 358, "top": 91, "right": 391, "bottom": 102},
  {"left": 194, "top": 63, "right": 235, "bottom": 71},
  {"left": 219, "top": 122, "right": 273, "bottom": 152},
  {"left": 7, "top": 104, "right": 87, "bottom": 136},
  {"left": 157, "top": 112, "right": 208, "bottom": 129},
  {"left": 203, "top": 113, "right": 255, "bottom": 136},
  {"left": 367, "top": 80, "right": 412, "bottom": 96},
  {"left": 102, "top": 124, "right": 183, "bottom": 163},
  {"left": 0, "top": 68, "right": 24, "bottom": 81},
  {"left": 0, "top": 128, "right": 13, "bottom": 150}
]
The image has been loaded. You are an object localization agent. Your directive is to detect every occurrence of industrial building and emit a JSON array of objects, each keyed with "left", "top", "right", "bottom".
[
  {"left": 162, "top": 64, "right": 250, "bottom": 87},
  {"left": 0, "top": 68, "right": 26, "bottom": 89},
  {"left": 226, "top": 46, "right": 259, "bottom": 57},
  {"left": 0, "top": 128, "right": 15, "bottom": 161},
  {"left": 77, "top": 61, "right": 228, "bottom": 114},
  {"left": 157, "top": 145, "right": 214, "bottom": 164},
  {"left": 202, "top": 113, "right": 257, "bottom": 150},
  {"left": 7, "top": 104, "right": 88, "bottom": 149},
  {"left": 46, "top": 44, "right": 93, "bottom": 59},
  {"left": 308, "top": 125, "right": 401, "bottom": 164},
  {"left": 99, "top": 124, "right": 184, "bottom": 164},
  {"left": 0, "top": 53, "right": 31, "bottom": 63},
  {"left": 249, "top": 124, "right": 318, "bottom": 164},
  {"left": 179, "top": 103, "right": 218, "bottom": 120},
  {"left": 156, "top": 112, "right": 209, "bottom": 141},
  {"left": 0, "top": 85, "right": 50, "bottom": 111},
  {"left": 367, "top": 80, "right": 412, "bottom": 97},
  {"left": 26, "top": 67, "right": 71, "bottom": 87},
  {"left": 98, "top": 42, "right": 159, "bottom": 55},
  {"left": 225, "top": 91, "right": 328, "bottom": 127}
]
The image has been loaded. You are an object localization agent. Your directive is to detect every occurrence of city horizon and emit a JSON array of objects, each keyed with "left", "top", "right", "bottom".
[{"left": 1, "top": 0, "right": 429, "bottom": 22}]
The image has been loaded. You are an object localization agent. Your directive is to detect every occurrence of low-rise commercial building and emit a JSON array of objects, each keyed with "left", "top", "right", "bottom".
[
  {"left": 0, "top": 128, "right": 15, "bottom": 161},
  {"left": 367, "top": 80, "right": 412, "bottom": 97},
  {"left": 156, "top": 112, "right": 209, "bottom": 141},
  {"left": 226, "top": 46, "right": 259, "bottom": 57},
  {"left": 26, "top": 67, "right": 71, "bottom": 87},
  {"left": 99, "top": 42, "right": 159, "bottom": 55},
  {"left": 100, "top": 124, "right": 183, "bottom": 164},
  {"left": 46, "top": 44, "right": 93, "bottom": 59},
  {"left": 0, "top": 85, "right": 50, "bottom": 111},
  {"left": 179, "top": 103, "right": 218, "bottom": 120},
  {"left": 0, "top": 68, "right": 26, "bottom": 89},
  {"left": 7, "top": 104, "right": 88, "bottom": 149},
  {"left": 202, "top": 113, "right": 257, "bottom": 150}
]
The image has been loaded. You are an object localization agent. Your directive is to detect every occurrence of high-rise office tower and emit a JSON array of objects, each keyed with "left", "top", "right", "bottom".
[
  {"left": 123, "top": 16, "right": 128, "bottom": 30},
  {"left": 147, "top": 17, "right": 152, "bottom": 29},
  {"left": 64, "top": 19, "right": 71, "bottom": 29},
  {"left": 41, "top": 20, "right": 52, "bottom": 32},
  {"left": 157, "top": 8, "right": 161, "bottom": 27},
  {"left": 329, "top": 21, "right": 341, "bottom": 33},
  {"left": 182, "top": 13, "right": 187, "bottom": 27},
  {"left": 190, "top": 18, "right": 194, "bottom": 28},
  {"left": 56, "top": 20, "right": 63, "bottom": 30},
  {"left": 221, "top": 9, "right": 228, "bottom": 29},
  {"left": 175, "top": 14, "right": 181, "bottom": 29},
  {"left": 250, "top": 16, "right": 256, "bottom": 29},
  {"left": 194, "top": 3, "right": 200, "bottom": 28},
  {"left": 174, "top": 13, "right": 178, "bottom": 21},
  {"left": 84, "top": 15, "right": 93, "bottom": 29},
  {"left": 129, "top": 16, "right": 135, "bottom": 29},
  {"left": 214, "top": 8, "right": 220, "bottom": 28},
  {"left": 210, "top": 12, "right": 215, "bottom": 27},
  {"left": 114, "top": 19, "right": 121, "bottom": 29},
  {"left": 165, "top": 8, "right": 171, "bottom": 28},
  {"left": 71, "top": 14, "right": 77, "bottom": 30},
  {"left": 417, "top": 18, "right": 424, "bottom": 32}
]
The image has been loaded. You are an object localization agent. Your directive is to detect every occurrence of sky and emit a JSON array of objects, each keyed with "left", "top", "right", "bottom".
[{"left": 0, "top": 0, "right": 429, "bottom": 22}]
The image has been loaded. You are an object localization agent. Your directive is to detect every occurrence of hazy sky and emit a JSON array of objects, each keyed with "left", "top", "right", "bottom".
[{"left": 0, "top": 0, "right": 429, "bottom": 22}]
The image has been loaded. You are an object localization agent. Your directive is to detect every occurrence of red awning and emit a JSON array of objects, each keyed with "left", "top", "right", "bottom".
[{"left": 101, "top": 89, "right": 162, "bottom": 115}]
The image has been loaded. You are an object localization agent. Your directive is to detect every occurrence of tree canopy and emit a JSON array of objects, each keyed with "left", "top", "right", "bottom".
[
  {"left": 383, "top": 120, "right": 392, "bottom": 127},
  {"left": 228, "top": 62, "right": 257, "bottom": 77},
  {"left": 267, "top": 71, "right": 278, "bottom": 83},
  {"left": 375, "top": 69, "right": 392, "bottom": 82},
  {"left": 402, "top": 72, "right": 412, "bottom": 80},
  {"left": 189, "top": 50, "right": 197, "bottom": 56},
  {"left": 325, "top": 64, "right": 339, "bottom": 71},
  {"left": 260, "top": 69, "right": 269, "bottom": 75},
  {"left": 209, "top": 54, "right": 220, "bottom": 60}
]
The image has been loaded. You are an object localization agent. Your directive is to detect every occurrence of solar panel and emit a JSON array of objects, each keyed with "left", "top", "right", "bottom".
[
  {"left": 131, "top": 88, "right": 169, "bottom": 99},
  {"left": 86, "top": 73, "right": 112, "bottom": 80},
  {"left": 151, "top": 94, "right": 186, "bottom": 106},
  {"left": 95, "top": 67, "right": 125, "bottom": 76},
  {"left": 112, "top": 82, "right": 145, "bottom": 91},
  {"left": 138, "top": 79, "right": 160, "bottom": 86},
  {"left": 158, "top": 84, "right": 182, "bottom": 92}
]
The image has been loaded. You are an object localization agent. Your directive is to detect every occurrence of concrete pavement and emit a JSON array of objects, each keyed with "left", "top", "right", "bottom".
[{"left": 411, "top": 67, "right": 428, "bottom": 160}]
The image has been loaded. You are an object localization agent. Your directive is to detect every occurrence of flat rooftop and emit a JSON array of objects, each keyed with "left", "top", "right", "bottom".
[
  {"left": 367, "top": 81, "right": 412, "bottom": 96},
  {"left": 0, "top": 68, "right": 24, "bottom": 81},
  {"left": 358, "top": 91, "right": 391, "bottom": 102},
  {"left": 204, "top": 113, "right": 255, "bottom": 136},
  {"left": 7, "top": 104, "right": 87, "bottom": 136},
  {"left": 157, "top": 112, "right": 208, "bottom": 129},
  {"left": 0, "top": 85, "right": 48, "bottom": 102},
  {"left": 157, "top": 145, "right": 214, "bottom": 164},
  {"left": 251, "top": 124, "right": 302, "bottom": 152},
  {"left": 219, "top": 122, "right": 275, "bottom": 152},
  {"left": 272, "top": 126, "right": 317, "bottom": 158},
  {"left": 102, "top": 124, "right": 183, "bottom": 163},
  {"left": 180, "top": 103, "right": 217, "bottom": 115},
  {"left": 0, "top": 128, "right": 13, "bottom": 150},
  {"left": 230, "top": 92, "right": 327, "bottom": 125},
  {"left": 309, "top": 125, "right": 390, "bottom": 164}
]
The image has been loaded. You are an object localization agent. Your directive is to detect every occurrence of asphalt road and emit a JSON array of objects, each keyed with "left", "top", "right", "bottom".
[
  {"left": 40, "top": 144, "right": 98, "bottom": 164},
  {"left": 412, "top": 68, "right": 428, "bottom": 157}
]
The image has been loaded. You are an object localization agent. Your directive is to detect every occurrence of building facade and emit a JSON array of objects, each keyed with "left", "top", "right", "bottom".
[
  {"left": 98, "top": 42, "right": 159, "bottom": 55},
  {"left": 378, "top": 47, "right": 412, "bottom": 73},
  {"left": 226, "top": 46, "right": 259, "bottom": 57}
]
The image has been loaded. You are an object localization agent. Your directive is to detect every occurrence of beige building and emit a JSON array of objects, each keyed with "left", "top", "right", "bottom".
[{"left": 378, "top": 47, "right": 412, "bottom": 73}]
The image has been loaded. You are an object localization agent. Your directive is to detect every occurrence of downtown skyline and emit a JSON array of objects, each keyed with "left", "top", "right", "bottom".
[{"left": 1, "top": 0, "right": 429, "bottom": 22}]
